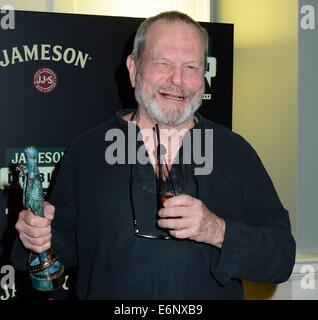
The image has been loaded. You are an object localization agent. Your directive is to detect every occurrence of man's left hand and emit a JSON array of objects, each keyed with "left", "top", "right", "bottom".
[{"left": 158, "top": 194, "right": 225, "bottom": 247}]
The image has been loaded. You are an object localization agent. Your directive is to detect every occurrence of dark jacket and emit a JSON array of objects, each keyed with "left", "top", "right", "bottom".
[{"left": 11, "top": 110, "right": 296, "bottom": 299}]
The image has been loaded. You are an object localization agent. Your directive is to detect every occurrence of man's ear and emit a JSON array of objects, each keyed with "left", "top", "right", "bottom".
[{"left": 126, "top": 54, "right": 137, "bottom": 88}]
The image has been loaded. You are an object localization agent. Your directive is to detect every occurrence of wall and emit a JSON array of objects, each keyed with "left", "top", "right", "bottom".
[
  {"left": 297, "top": 0, "right": 318, "bottom": 253},
  {"left": 0, "top": 0, "right": 48, "bottom": 11},
  {"left": 0, "top": 0, "right": 210, "bottom": 21},
  {"left": 55, "top": 0, "right": 210, "bottom": 21},
  {"left": 212, "top": 0, "right": 298, "bottom": 237},
  {"left": 212, "top": 0, "right": 299, "bottom": 299}
]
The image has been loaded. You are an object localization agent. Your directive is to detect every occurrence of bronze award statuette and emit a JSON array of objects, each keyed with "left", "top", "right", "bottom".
[{"left": 17, "top": 146, "right": 64, "bottom": 291}]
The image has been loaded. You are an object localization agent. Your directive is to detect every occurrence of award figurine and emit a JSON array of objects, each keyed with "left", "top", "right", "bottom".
[{"left": 17, "top": 146, "right": 64, "bottom": 291}]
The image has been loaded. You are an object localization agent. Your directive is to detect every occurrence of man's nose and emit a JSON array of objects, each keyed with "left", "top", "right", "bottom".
[{"left": 168, "top": 66, "right": 184, "bottom": 87}]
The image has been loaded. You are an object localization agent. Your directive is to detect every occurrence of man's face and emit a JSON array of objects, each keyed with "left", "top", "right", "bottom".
[{"left": 128, "top": 20, "right": 206, "bottom": 126}]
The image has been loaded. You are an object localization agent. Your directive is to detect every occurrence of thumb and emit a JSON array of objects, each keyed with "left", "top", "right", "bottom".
[{"left": 43, "top": 201, "right": 55, "bottom": 221}]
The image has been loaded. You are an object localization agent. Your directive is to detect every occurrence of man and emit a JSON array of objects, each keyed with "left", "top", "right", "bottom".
[{"left": 12, "top": 11, "right": 295, "bottom": 299}]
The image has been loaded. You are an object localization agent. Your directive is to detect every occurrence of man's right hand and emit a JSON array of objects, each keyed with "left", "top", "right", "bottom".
[{"left": 15, "top": 202, "right": 55, "bottom": 253}]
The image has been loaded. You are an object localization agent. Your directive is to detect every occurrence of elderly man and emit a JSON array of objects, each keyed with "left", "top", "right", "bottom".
[{"left": 12, "top": 11, "right": 295, "bottom": 299}]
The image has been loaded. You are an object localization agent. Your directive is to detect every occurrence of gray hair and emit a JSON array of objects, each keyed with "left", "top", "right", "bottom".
[{"left": 131, "top": 11, "right": 209, "bottom": 72}]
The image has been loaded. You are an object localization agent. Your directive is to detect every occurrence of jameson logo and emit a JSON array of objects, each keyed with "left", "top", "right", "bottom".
[
  {"left": 0, "top": 148, "right": 65, "bottom": 190},
  {"left": 33, "top": 67, "right": 58, "bottom": 93},
  {"left": 0, "top": 44, "right": 92, "bottom": 69}
]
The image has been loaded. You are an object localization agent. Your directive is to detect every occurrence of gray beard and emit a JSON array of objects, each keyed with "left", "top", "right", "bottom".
[{"left": 134, "top": 74, "right": 203, "bottom": 126}]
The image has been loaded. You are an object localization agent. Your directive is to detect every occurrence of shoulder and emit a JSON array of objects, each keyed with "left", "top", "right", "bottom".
[
  {"left": 199, "top": 115, "right": 256, "bottom": 159},
  {"left": 69, "top": 116, "right": 122, "bottom": 149},
  {"left": 59, "top": 116, "right": 123, "bottom": 168},
  {"left": 76, "top": 117, "right": 119, "bottom": 144},
  {"left": 198, "top": 116, "right": 269, "bottom": 181}
]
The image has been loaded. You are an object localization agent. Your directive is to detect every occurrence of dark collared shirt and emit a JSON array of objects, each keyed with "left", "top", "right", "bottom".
[{"left": 11, "top": 109, "right": 296, "bottom": 299}]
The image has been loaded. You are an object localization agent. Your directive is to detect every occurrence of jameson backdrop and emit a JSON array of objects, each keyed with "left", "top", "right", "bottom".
[{"left": 0, "top": 10, "right": 233, "bottom": 300}]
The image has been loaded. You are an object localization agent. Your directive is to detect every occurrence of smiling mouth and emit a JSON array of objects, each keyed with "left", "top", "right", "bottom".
[{"left": 159, "top": 92, "right": 186, "bottom": 101}]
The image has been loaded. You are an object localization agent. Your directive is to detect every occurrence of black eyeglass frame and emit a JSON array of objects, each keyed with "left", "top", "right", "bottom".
[
  {"left": 129, "top": 122, "right": 199, "bottom": 240},
  {"left": 130, "top": 163, "right": 172, "bottom": 240}
]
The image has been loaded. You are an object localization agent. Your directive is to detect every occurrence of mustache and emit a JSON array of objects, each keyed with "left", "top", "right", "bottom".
[{"left": 154, "top": 85, "right": 196, "bottom": 98}]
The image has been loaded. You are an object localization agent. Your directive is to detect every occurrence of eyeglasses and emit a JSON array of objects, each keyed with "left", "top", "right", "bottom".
[
  {"left": 129, "top": 123, "right": 198, "bottom": 240},
  {"left": 130, "top": 163, "right": 172, "bottom": 240},
  {"left": 133, "top": 222, "right": 172, "bottom": 240}
]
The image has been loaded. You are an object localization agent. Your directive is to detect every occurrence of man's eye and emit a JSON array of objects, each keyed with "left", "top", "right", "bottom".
[{"left": 155, "top": 62, "right": 170, "bottom": 70}]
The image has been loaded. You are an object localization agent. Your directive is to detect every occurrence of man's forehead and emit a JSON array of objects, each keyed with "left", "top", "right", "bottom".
[
  {"left": 146, "top": 19, "right": 200, "bottom": 39},
  {"left": 144, "top": 20, "right": 203, "bottom": 52}
]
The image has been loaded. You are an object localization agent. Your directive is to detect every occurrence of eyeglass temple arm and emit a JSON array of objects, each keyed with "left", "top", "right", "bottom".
[{"left": 155, "top": 124, "right": 177, "bottom": 196}]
